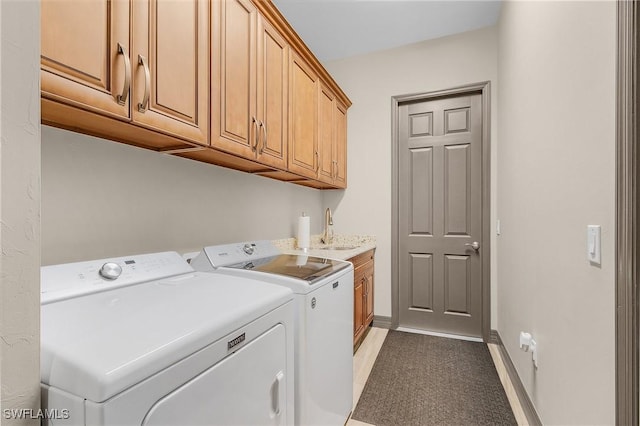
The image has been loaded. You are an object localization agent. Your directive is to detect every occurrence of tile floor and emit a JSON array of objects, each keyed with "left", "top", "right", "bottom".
[{"left": 347, "top": 327, "right": 528, "bottom": 426}]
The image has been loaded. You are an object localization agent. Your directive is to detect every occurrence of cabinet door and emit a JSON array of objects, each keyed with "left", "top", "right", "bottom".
[
  {"left": 317, "top": 84, "right": 335, "bottom": 184},
  {"left": 41, "top": 0, "right": 130, "bottom": 119},
  {"left": 256, "top": 16, "right": 288, "bottom": 169},
  {"left": 212, "top": 0, "right": 257, "bottom": 156},
  {"left": 353, "top": 271, "right": 365, "bottom": 342},
  {"left": 288, "top": 52, "right": 318, "bottom": 178},
  {"left": 334, "top": 101, "right": 348, "bottom": 188},
  {"left": 132, "top": 0, "right": 209, "bottom": 145},
  {"left": 363, "top": 261, "right": 374, "bottom": 326}
]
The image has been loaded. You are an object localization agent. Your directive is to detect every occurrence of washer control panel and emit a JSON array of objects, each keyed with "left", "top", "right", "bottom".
[
  {"left": 41, "top": 252, "right": 194, "bottom": 304},
  {"left": 195, "top": 240, "right": 281, "bottom": 269}
]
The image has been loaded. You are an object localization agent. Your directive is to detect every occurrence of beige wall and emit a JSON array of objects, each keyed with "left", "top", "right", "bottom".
[
  {"left": 324, "top": 26, "right": 499, "bottom": 322},
  {"left": 5, "top": 2, "right": 619, "bottom": 424},
  {"left": 41, "top": 126, "right": 324, "bottom": 265},
  {"left": 0, "top": 0, "right": 41, "bottom": 424},
  {"left": 497, "top": 1, "right": 616, "bottom": 424}
]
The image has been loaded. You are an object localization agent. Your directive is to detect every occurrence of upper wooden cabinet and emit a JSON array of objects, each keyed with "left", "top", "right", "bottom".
[
  {"left": 334, "top": 101, "right": 348, "bottom": 188},
  {"left": 41, "top": 0, "right": 209, "bottom": 146},
  {"left": 288, "top": 52, "right": 318, "bottom": 179},
  {"left": 317, "top": 83, "right": 348, "bottom": 188},
  {"left": 256, "top": 15, "right": 289, "bottom": 169},
  {"left": 41, "top": 0, "right": 350, "bottom": 188},
  {"left": 318, "top": 84, "right": 335, "bottom": 184},
  {"left": 212, "top": 0, "right": 288, "bottom": 169},
  {"left": 131, "top": 0, "right": 209, "bottom": 145},
  {"left": 41, "top": 0, "right": 131, "bottom": 120},
  {"left": 212, "top": 0, "right": 257, "bottom": 158}
]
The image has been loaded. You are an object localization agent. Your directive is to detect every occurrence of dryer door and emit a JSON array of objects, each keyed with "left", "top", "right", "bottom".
[{"left": 142, "top": 324, "right": 288, "bottom": 426}]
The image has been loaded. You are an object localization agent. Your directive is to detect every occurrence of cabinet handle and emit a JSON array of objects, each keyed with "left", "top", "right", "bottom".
[
  {"left": 137, "top": 54, "right": 151, "bottom": 113},
  {"left": 116, "top": 43, "right": 131, "bottom": 106},
  {"left": 252, "top": 117, "right": 259, "bottom": 152},
  {"left": 260, "top": 121, "right": 267, "bottom": 154},
  {"left": 315, "top": 151, "right": 319, "bottom": 172},
  {"left": 332, "top": 160, "right": 338, "bottom": 179}
]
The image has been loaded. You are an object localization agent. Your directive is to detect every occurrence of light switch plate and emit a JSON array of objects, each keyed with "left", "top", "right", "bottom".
[{"left": 587, "top": 225, "right": 601, "bottom": 265}]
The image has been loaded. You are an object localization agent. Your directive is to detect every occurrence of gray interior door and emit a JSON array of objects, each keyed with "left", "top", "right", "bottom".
[{"left": 398, "top": 93, "right": 483, "bottom": 338}]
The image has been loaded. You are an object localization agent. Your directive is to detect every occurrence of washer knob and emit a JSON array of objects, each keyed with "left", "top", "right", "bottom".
[
  {"left": 243, "top": 244, "right": 255, "bottom": 255},
  {"left": 99, "top": 262, "right": 122, "bottom": 280}
]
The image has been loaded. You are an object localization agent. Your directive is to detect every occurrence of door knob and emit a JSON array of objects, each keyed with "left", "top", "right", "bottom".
[{"left": 465, "top": 241, "right": 480, "bottom": 252}]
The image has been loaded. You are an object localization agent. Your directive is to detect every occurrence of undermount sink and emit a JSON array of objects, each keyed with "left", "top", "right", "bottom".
[{"left": 318, "top": 245, "right": 359, "bottom": 250}]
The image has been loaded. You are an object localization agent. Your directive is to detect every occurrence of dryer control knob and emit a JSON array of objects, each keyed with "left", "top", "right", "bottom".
[
  {"left": 99, "top": 262, "right": 123, "bottom": 280},
  {"left": 243, "top": 244, "right": 255, "bottom": 255}
]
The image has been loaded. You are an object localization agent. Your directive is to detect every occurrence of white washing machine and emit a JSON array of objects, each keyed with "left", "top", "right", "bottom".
[
  {"left": 40, "top": 251, "right": 295, "bottom": 426},
  {"left": 190, "top": 241, "right": 354, "bottom": 426}
]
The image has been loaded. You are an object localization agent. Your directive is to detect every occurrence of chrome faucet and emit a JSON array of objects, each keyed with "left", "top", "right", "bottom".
[{"left": 321, "top": 208, "right": 334, "bottom": 245}]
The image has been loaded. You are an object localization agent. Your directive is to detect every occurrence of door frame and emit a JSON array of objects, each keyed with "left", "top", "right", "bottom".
[
  {"left": 390, "top": 81, "right": 492, "bottom": 342},
  {"left": 616, "top": 1, "right": 638, "bottom": 424}
]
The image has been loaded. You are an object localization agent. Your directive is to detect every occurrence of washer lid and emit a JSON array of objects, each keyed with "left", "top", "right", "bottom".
[
  {"left": 40, "top": 272, "right": 293, "bottom": 403},
  {"left": 227, "top": 254, "right": 350, "bottom": 284}
]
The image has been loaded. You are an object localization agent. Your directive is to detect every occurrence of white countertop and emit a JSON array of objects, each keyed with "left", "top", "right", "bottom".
[{"left": 273, "top": 234, "right": 376, "bottom": 261}]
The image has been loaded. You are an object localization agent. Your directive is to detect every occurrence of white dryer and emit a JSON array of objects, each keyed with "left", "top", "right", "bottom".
[
  {"left": 40, "top": 251, "right": 295, "bottom": 426},
  {"left": 190, "top": 241, "right": 354, "bottom": 426}
]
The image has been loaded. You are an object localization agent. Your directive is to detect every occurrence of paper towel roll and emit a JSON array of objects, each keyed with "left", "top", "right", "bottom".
[{"left": 297, "top": 213, "right": 310, "bottom": 251}]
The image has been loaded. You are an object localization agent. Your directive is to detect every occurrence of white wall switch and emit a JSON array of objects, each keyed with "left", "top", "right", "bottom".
[{"left": 587, "top": 225, "right": 601, "bottom": 265}]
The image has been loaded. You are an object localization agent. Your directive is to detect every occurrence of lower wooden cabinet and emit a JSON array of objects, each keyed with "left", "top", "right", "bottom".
[
  {"left": 354, "top": 276, "right": 365, "bottom": 339},
  {"left": 363, "top": 260, "right": 374, "bottom": 326},
  {"left": 350, "top": 249, "right": 375, "bottom": 348}
]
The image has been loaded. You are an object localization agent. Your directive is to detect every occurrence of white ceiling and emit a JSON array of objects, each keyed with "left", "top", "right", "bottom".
[{"left": 272, "top": 0, "right": 502, "bottom": 63}]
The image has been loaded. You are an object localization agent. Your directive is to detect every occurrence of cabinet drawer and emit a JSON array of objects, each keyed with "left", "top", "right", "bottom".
[{"left": 349, "top": 249, "right": 375, "bottom": 270}]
